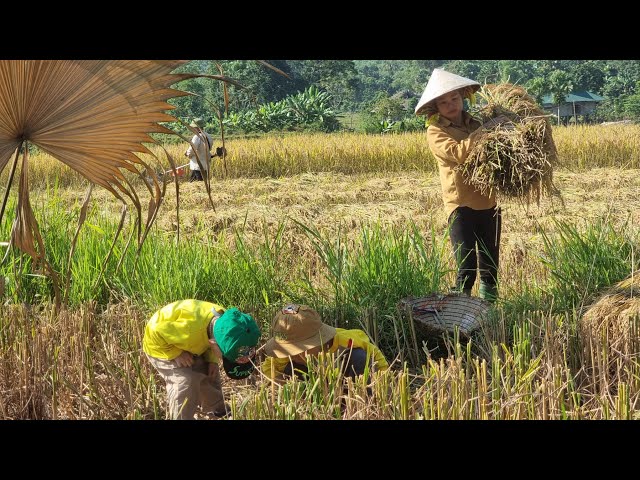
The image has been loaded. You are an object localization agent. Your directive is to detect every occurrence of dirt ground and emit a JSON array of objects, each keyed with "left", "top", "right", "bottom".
[{"left": 79, "top": 167, "right": 640, "bottom": 251}]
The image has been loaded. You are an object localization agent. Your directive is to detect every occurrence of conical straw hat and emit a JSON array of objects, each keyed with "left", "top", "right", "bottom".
[{"left": 415, "top": 69, "right": 480, "bottom": 115}]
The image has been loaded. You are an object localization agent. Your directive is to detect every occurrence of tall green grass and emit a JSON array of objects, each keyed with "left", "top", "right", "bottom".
[
  {"left": 293, "top": 220, "right": 453, "bottom": 360},
  {"left": 538, "top": 215, "right": 638, "bottom": 313},
  {"left": 2, "top": 191, "right": 638, "bottom": 360}
]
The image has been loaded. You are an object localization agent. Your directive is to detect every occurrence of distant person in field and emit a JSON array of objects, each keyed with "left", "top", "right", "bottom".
[
  {"left": 415, "top": 68, "right": 508, "bottom": 302},
  {"left": 260, "top": 304, "right": 388, "bottom": 383},
  {"left": 143, "top": 300, "right": 261, "bottom": 420},
  {"left": 185, "top": 118, "right": 213, "bottom": 182}
]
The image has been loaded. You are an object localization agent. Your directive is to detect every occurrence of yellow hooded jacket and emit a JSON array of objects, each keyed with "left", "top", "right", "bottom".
[
  {"left": 260, "top": 328, "right": 388, "bottom": 380},
  {"left": 143, "top": 299, "right": 225, "bottom": 364}
]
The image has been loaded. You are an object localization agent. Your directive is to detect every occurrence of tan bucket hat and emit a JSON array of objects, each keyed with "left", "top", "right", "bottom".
[
  {"left": 264, "top": 304, "right": 337, "bottom": 358},
  {"left": 415, "top": 68, "right": 480, "bottom": 116}
]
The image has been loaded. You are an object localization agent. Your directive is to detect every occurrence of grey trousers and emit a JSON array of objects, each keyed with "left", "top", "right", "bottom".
[{"left": 146, "top": 353, "right": 225, "bottom": 420}]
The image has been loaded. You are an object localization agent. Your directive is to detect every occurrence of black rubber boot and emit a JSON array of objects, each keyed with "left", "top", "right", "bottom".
[
  {"left": 449, "top": 286, "right": 472, "bottom": 296},
  {"left": 212, "top": 402, "right": 231, "bottom": 419},
  {"left": 478, "top": 282, "right": 498, "bottom": 302}
]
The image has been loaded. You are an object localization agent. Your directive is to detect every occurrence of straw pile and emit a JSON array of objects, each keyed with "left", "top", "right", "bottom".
[
  {"left": 458, "top": 83, "right": 558, "bottom": 204},
  {"left": 580, "top": 274, "right": 640, "bottom": 346},
  {"left": 579, "top": 273, "right": 640, "bottom": 387}
]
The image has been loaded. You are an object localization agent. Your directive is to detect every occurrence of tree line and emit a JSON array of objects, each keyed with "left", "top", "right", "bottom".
[{"left": 167, "top": 60, "right": 640, "bottom": 135}]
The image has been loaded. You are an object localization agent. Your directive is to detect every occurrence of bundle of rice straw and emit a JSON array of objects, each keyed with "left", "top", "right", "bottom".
[
  {"left": 580, "top": 273, "right": 640, "bottom": 347},
  {"left": 579, "top": 273, "right": 640, "bottom": 388},
  {"left": 458, "top": 83, "right": 558, "bottom": 205}
]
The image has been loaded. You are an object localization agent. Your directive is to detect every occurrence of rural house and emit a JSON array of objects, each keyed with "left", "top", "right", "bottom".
[{"left": 541, "top": 91, "right": 605, "bottom": 123}]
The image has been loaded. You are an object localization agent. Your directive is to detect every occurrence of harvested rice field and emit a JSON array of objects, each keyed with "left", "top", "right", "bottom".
[
  {"left": 3, "top": 61, "right": 639, "bottom": 424},
  {"left": 2, "top": 151, "right": 639, "bottom": 419}
]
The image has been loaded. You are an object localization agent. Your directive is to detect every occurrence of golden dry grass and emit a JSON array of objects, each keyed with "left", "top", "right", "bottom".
[{"left": 20, "top": 124, "right": 640, "bottom": 195}]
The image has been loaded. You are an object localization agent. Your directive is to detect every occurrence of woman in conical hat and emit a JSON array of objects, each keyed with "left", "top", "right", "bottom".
[{"left": 416, "top": 69, "right": 506, "bottom": 302}]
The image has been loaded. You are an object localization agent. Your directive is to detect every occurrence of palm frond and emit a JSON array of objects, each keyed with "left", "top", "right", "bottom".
[
  {"left": 0, "top": 60, "right": 201, "bottom": 306},
  {"left": 255, "top": 60, "right": 291, "bottom": 79}
]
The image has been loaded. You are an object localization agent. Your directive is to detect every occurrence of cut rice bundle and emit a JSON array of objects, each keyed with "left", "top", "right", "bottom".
[
  {"left": 580, "top": 274, "right": 640, "bottom": 346},
  {"left": 579, "top": 274, "right": 640, "bottom": 391},
  {"left": 458, "top": 83, "right": 559, "bottom": 204}
]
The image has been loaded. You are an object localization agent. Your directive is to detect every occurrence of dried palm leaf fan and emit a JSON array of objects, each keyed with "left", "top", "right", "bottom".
[
  {"left": 459, "top": 83, "right": 559, "bottom": 205},
  {"left": 0, "top": 60, "right": 240, "bottom": 306}
]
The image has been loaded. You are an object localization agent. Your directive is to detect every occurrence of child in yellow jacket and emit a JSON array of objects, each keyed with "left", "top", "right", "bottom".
[
  {"left": 143, "top": 300, "right": 260, "bottom": 419},
  {"left": 260, "top": 304, "right": 388, "bottom": 383}
]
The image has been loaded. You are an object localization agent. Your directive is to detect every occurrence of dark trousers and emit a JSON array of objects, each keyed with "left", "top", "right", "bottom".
[
  {"left": 282, "top": 348, "right": 369, "bottom": 380},
  {"left": 189, "top": 170, "right": 204, "bottom": 182},
  {"left": 448, "top": 206, "right": 502, "bottom": 291}
]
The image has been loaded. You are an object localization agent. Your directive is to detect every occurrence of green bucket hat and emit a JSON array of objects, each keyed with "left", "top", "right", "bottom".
[
  {"left": 213, "top": 308, "right": 261, "bottom": 379},
  {"left": 190, "top": 117, "right": 205, "bottom": 128}
]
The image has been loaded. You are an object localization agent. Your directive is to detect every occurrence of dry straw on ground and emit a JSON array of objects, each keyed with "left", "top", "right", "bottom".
[
  {"left": 579, "top": 272, "right": 640, "bottom": 397},
  {"left": 580, "top": 273, "right": 640, "bottom": 349},
  {"left": 458, "top": 83, "right": 559, "bottom": 205}
]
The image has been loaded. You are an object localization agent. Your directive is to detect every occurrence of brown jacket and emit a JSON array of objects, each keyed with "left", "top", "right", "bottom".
[{"left": 427, "top": 111, "right": 496, "bottom": 217}]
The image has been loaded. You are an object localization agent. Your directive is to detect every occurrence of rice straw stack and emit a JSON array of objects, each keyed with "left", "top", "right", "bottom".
[
  {"left": 579, "top": 273, "right": 640, "bottom": 384},
  {"left": 581, "top": 274, "right": 640, "bottom": 343},
  {"left": 458, "top": 83, "right": 559, "bottom": 205}
]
